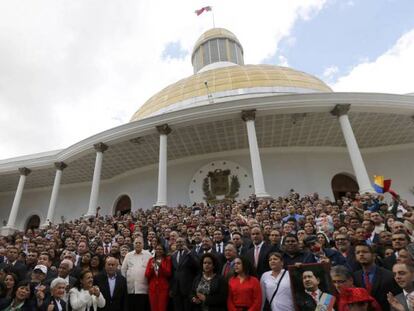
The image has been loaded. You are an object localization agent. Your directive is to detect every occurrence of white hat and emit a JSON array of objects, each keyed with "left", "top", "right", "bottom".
[{"left": 33, "top": 264, "right": 47, "bottom": 274}]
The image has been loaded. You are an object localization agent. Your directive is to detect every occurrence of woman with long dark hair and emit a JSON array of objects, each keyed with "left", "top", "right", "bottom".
[
  {"left": 191, "top": 253, "right": 227, "bottom": 311},
  {"left": 2, "top": 280, "right": 34, "bottom": 311},
  {"left": 145, "top": 242, "right": 172, "bottom": 311},
  {"left": 3, "top": 272, "right": 18, "bottom": 299},
  {"left": 227, "top": 256, "right": 261, "bottom": 311},
  {"left": 89, "top": 254, "right": 104, "bottom": 277}
]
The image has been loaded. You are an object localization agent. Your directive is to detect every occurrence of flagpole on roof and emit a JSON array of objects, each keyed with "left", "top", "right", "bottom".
[{"left": 212, "top": 9, "right": 215, "bottom": 28}]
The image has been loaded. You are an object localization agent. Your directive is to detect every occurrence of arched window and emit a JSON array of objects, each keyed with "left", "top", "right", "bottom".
[
  {"left": 25, "top": 215, "right": 40, "bottom": 231},
  {"left": 114, "top": 195, "right": 131, "bottom": 216},
  {"left": 331, "top": 173, "right": 359, "bottom": 201}
]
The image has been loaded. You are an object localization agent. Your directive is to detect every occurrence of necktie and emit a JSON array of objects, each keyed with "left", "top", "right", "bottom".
[
  {"left": 406, "top": 294, "right": 412, "bottom": 310},
  {"left": 196, "top": 245, "right": 200, "bottom": 253},
  {"left": 311, "top": 291, "right": 319, "bottom": 304},
  {"left": 177, "top": 250, "right": 181, "bottom": 264},
  {"left": 224, "top": 261, "right": 231, "bottom": 276},
  {"left": 364, "top": 272, "right": 372, "bottom": 293},
  {"left": 105, "top": 244, "right": 109, "bottom": 255},
  {"left": 254, "top": 245, "right": 260, "bottom": 267}
]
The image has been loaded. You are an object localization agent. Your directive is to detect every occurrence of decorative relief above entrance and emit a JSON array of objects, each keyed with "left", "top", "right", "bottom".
[{"left": 189, "top": 160, "right": 253, "bottom": 204}]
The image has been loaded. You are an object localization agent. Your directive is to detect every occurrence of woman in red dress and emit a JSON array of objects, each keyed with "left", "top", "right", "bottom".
[
  {"left": 227, "top": 256, "right": 262, "bottom": 311},
  {"left": 145, "top": 242, "right": 172, "bottom": 311}
]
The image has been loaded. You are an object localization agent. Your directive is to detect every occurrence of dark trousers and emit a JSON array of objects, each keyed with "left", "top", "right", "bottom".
[
  {"left": 172, "top": 293, "right": 191, "bottom": 311},
  {"left": 128, "top": 294, "right": 149, "bottom": 311}
]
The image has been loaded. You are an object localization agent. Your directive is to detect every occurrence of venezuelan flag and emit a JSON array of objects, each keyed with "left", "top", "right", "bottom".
[{"left": 373, "top": 175, "right": 392, "bottom": 193}]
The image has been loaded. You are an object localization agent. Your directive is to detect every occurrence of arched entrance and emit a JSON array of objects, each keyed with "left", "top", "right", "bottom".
[
  {"left": 25, "top": 215, "right": 40, "bottom": 231},
  {"left": 331, "top": 173, "right": 359, "bottom": 201},
  {"left": 114, "top": 195, "right": 131, "bottom": 216}
]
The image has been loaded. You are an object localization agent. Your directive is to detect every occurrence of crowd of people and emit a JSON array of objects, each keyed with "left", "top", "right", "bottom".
[{"left": 0, "top": 190, "right": 413, "bottom": 311}]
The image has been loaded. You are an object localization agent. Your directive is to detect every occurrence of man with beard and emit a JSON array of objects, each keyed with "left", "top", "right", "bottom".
[{"left": 353, "top": 243, "right": 400, "bottom": 311}]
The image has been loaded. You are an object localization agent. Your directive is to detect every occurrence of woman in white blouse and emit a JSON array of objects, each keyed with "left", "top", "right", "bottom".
[
  {"left": 69, "top": 270, "right": 105, "bottom": 311},
  {"left": 260, "top": 252, "right": 294, "bottom": 311}
]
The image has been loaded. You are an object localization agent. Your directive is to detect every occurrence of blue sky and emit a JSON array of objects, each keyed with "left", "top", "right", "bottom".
[{"left": 267, "top": 0, "right": 414, "bottom": 83}]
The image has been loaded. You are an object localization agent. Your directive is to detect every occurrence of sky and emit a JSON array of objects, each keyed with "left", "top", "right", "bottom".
[{"left": 0, "top": 0, "right": 413, "bottom": 160}]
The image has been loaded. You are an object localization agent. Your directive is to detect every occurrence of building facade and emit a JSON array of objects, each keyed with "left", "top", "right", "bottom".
[{"left": 1, "top": 28, "right": 413, "bottom": 234}]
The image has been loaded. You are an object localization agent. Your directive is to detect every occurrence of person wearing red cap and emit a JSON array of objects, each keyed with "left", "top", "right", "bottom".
[{"left": 340, "top": 287, "right": 382, "bottom": 311}]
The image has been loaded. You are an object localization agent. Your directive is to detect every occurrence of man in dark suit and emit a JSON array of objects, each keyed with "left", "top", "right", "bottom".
[
  {"left": 296, "top": 269, "right": 330, "bottom": 311},
  {"left": 190, "top": 231, "right": 203, "bottom": 257},
  {"left": 362, "top": 220, "right": 380, "bottom": 245},
  {"left": 94, "top": 256, "right": 128, "bottom": 311},
  {"left": 353, "top": 243, "right": 401, "bottom": 311},
  {"left": 222, "top": 243, "right": 237, "bottom": 281},
  {"left": 231, "top": 232, "right": 249, "bottom": 256},
  {"left": 246, "top": 227, "right": 271, "bottom": 278},
  {"left": 171, "top": 237, "right": 199, "bottom": 311},
  {"left": 213, "top": 230, "right": 226, "bottom": 255},
  {"left": 55, "top": 259, "right": 77, "bottom": 289},
  {"left": 389, "top": 262, "right": 414, "bottom": 311},
  {"left": 383, "top": 231, "right": 410, "bottom": 270},
  {"left": 5, "top": 246, "right": 27, "bottom": 281}
]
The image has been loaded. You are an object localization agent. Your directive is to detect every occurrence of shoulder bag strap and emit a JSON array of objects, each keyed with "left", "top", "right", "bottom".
[{"left": 269, "top": 269, "right": 287, "bottom": 306}]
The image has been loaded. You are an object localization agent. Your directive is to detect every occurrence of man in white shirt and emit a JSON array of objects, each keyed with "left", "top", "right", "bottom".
[{"left": 121, "top": 237, "right": 151, "bottom": 311}]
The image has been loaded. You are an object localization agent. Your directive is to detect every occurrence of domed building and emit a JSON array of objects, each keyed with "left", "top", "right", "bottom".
[{"left": 1, "top": 28, "right": 414, "bottom": 234}]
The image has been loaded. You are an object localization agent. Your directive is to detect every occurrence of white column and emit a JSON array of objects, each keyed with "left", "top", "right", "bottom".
[
  {"left": 41, "top": 162, "right": 67, "bottom": 228},
  {"left": 242, "top": 110, "right": 270, "bottom": 198},
  {"left": 331, "top": 104, "right": 374, "bottom": 193},
  {"left": 86, "top": 143, "right": 108, "bottom": 218},
  {"left": 1, "top": 168, "right": 31, "bottom": 235},
  {"left": 155, "top": 124, "right": 172, "bottom": 207}
]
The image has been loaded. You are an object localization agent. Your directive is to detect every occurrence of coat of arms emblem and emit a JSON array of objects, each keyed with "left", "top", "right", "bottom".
[{"left": 202, "top": 169, "right": 240, "bottom": 204}]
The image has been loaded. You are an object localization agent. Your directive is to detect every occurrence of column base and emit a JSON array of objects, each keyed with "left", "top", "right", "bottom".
[
  {"left": 153, "top": 202, "right": 167, "bottom": 207},
  {"left": 255, "top": 192, "right": 272, "bottom": 199},
  {"left": 1, "top": 226, "right": 18, "bottom": 236}
]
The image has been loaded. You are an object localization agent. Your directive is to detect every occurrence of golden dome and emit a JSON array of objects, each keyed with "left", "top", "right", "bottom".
[{"left": 130, "top": 64, "right": 333, "bottom": 121}]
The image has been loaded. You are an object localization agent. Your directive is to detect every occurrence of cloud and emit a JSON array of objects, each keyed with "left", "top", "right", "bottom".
[
  {"left": 162, "top": 41, "right": 188, "bottom": 60},
  {"left": 333, "top": 28, "right": 414, "bottom": 94},
  {"left": 323, "top": 65, "right": 339, "bottom": 80},
  {"left": 0, "top": 0, "right": 327, "bottom": 159},
  {"left": 278, "top": 55, "right": 290, "bottom": 67}
]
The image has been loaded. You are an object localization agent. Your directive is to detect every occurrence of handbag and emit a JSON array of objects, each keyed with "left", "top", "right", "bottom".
[{"left": 264, "top": 269, "right": 287, "bottom": 310}]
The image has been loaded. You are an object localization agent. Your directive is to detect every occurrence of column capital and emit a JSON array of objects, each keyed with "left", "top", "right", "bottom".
[
  {"left": 18, "top": 167, "right": 31, "bottom": 176},
  {"left": 54, "top": 162, "right": 67, "bottom": 171},
  {"left": 156, "top": 124, "right": 172, "bottom": 135},
  {"left": 330, "top": 104, "right": 351, "bottom": 117},
  {"left": 241, "top": 109, "right": 256, "bottom": 122},
  {"left": 94, "top": 142, "right": 108, "bottom": 153}
]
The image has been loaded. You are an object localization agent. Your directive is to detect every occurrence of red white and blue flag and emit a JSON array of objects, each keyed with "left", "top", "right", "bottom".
[{"left": 195, "top": 6, "right": 212, "bottom": 16}]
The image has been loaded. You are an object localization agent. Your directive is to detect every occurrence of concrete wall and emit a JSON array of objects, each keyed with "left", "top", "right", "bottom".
[{"left": 0, "top": 147, "right": 413, "bottom": 230}]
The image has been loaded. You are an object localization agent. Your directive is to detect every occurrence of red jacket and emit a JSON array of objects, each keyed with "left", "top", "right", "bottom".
[{"left": 145, "top": 256, "right": 172, "bottom": 291}]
